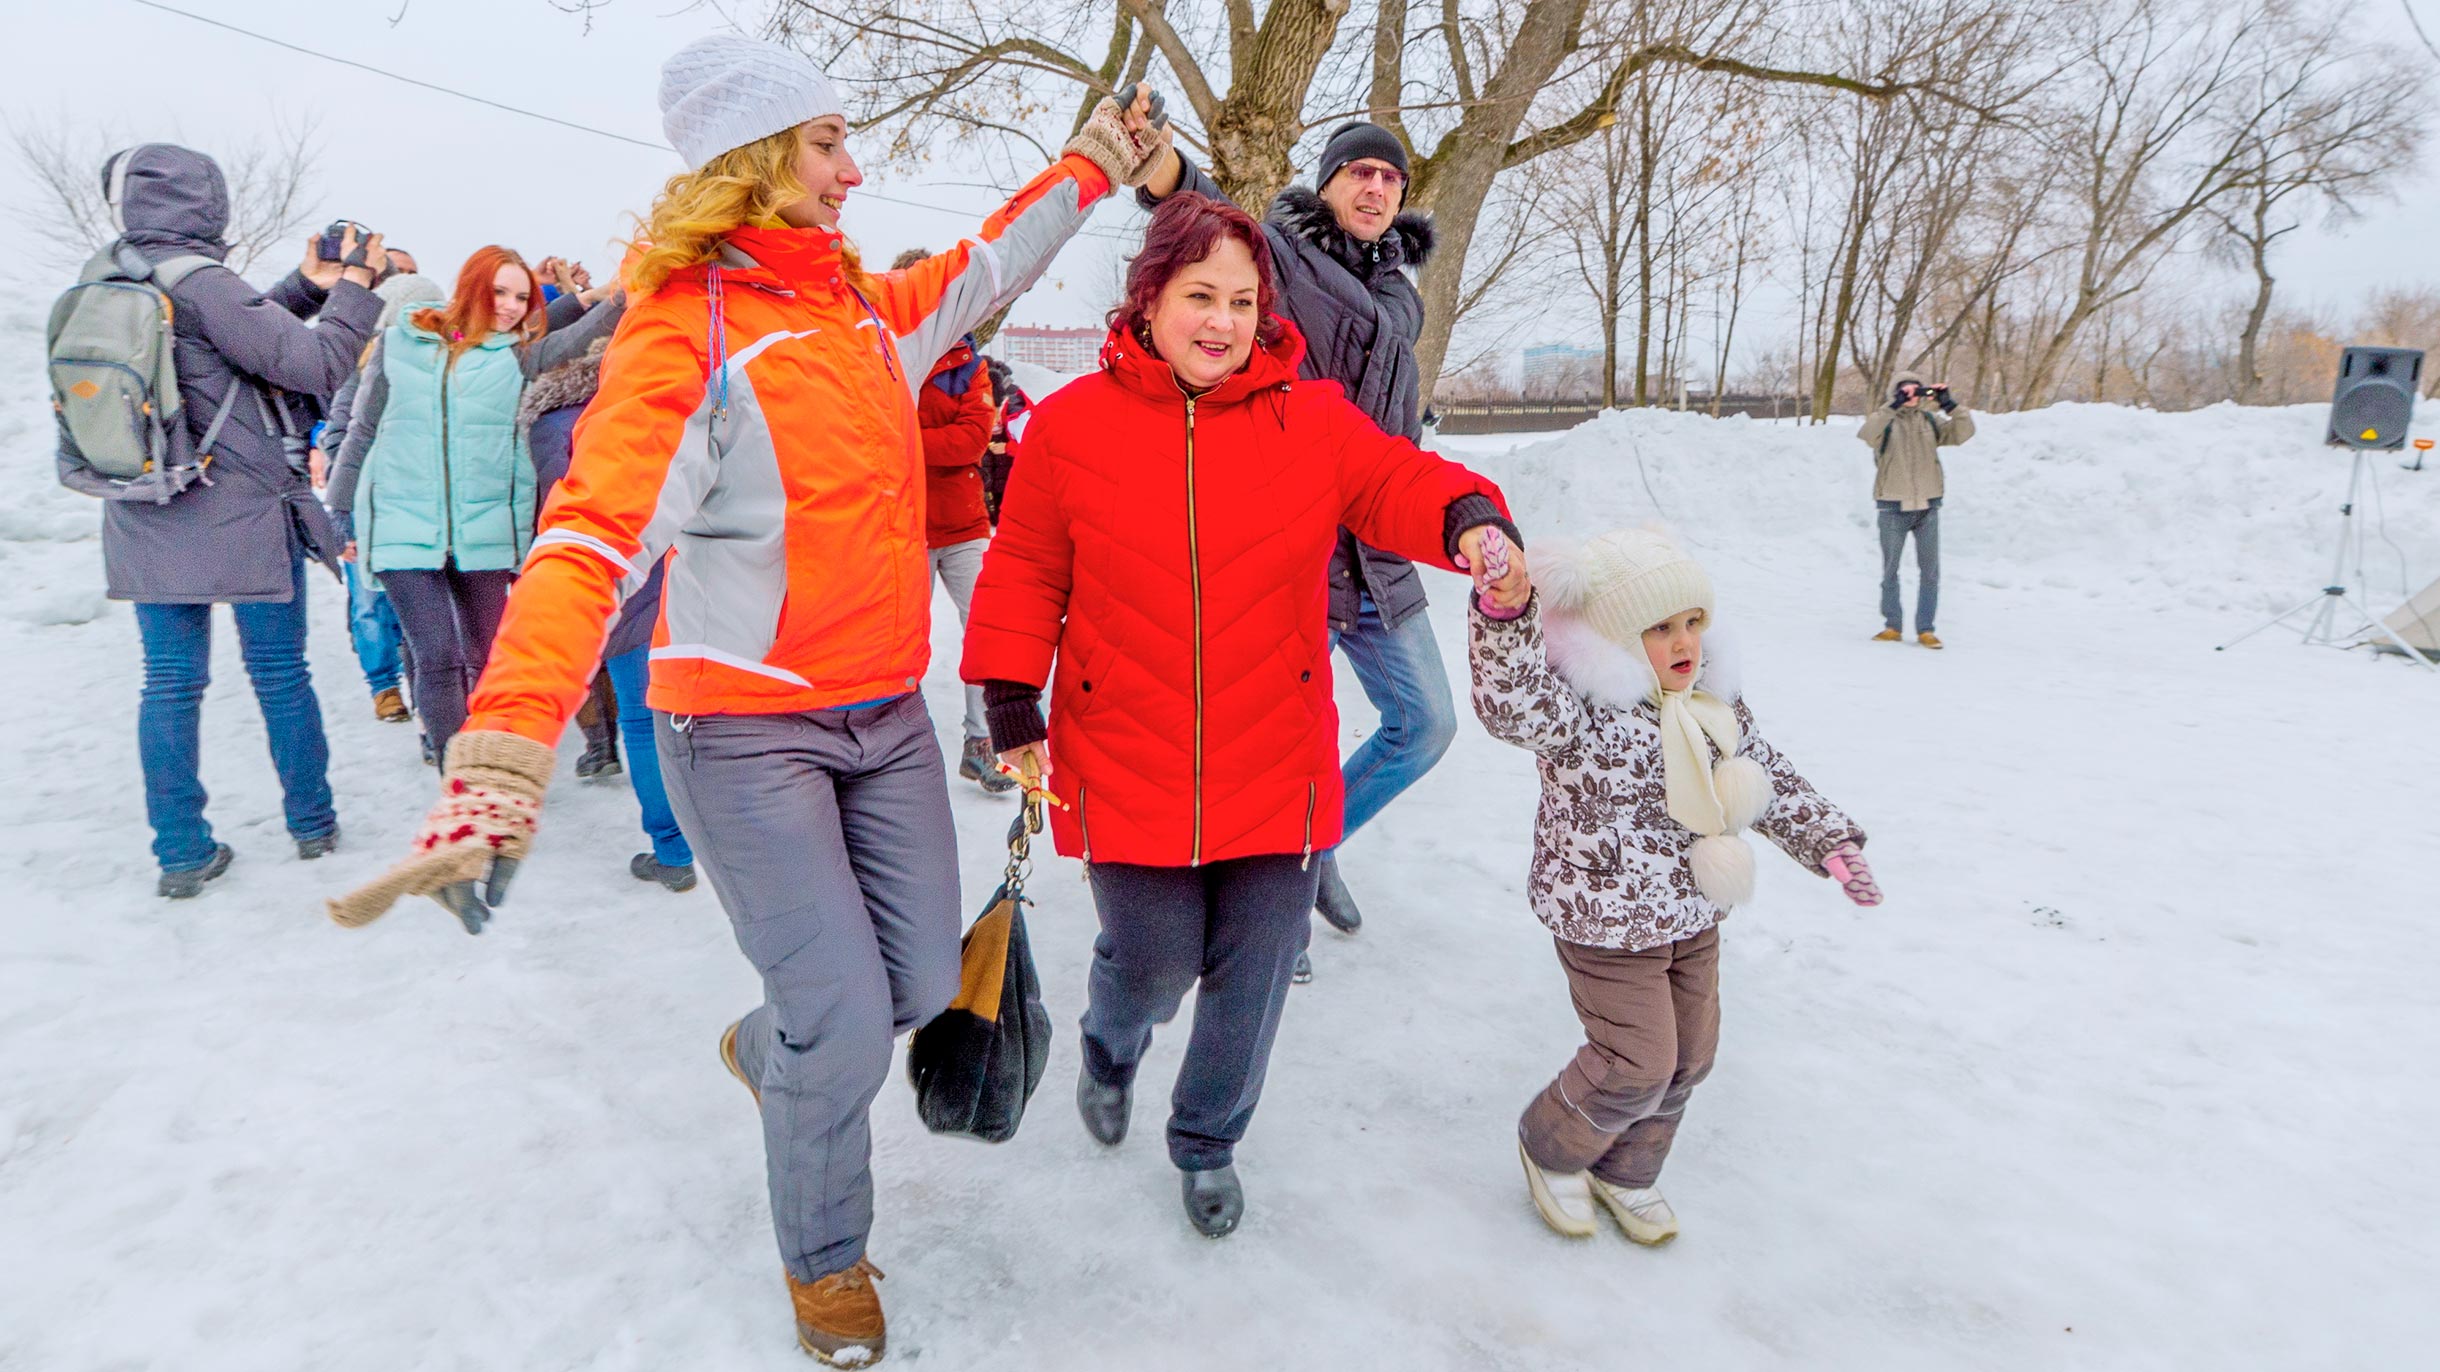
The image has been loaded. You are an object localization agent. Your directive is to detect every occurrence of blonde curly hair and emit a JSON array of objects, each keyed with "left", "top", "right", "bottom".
[{"left": 625, "top": 123, "right": 865, "bottom": 295}]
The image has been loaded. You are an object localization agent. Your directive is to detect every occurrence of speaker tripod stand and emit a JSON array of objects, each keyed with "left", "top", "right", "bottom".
[{"left": 2217, "top": 446, "right": 2436, "bottom": 671}]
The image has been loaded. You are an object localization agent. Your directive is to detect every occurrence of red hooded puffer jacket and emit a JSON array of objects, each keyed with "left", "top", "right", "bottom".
[{"left": 961, "top": 321, "right": 1509, "bottom": 867}]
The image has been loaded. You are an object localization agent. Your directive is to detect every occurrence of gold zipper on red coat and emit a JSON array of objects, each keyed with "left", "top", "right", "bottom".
[
  {"left": 1301, "top": 781, "right": 1316, "bottom": 870},
  {"left": 1184, "top": 393, "right": 1205, "bottom": 867},
  {"left": 1078, "top": 782, "right": 1092, "bottom": 865}
]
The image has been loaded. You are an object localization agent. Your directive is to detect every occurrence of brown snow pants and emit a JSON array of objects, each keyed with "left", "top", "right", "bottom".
[{"left": 1517, "top": 926, "right": 1720, "bottom": 1189}]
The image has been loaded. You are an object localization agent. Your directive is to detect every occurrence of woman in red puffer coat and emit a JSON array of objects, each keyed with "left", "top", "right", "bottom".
[{"left": 961, "top": 192, "right": 1532, "bottom": 1239}]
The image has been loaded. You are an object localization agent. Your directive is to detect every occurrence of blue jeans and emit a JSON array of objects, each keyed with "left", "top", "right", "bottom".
[
  {"left": 606, "top": 647, "right": 692, "bottom": 867},
  {"left": 344, "top": 561, "right": 404, "bottom": 694},
  {"left": 1330, "top": 597, "right": 1459, "bottom": 843},
  {"left": 1877, "top": 498, "right": 1941, "bottom": 633},
  {"left": 133, "top": 557, "right": 336, "bottom": 870}
]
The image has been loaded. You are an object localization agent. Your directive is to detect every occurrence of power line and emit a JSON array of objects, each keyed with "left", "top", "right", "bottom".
[
  {"left": 124, "top": 0, "right": 1146, "bottom": 243},
  {"left": 128, "top": 0, "right": 669, "bottom": 151}
]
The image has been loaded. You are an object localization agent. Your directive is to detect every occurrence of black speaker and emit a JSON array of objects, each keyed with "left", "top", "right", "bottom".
[{"left": 2328, "top": 345, "right": 2422, "bottom": 449}]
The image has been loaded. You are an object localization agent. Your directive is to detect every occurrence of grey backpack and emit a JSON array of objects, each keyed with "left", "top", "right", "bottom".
[{"left": 49, "top": 243, "right": 246, "bottom": 504}]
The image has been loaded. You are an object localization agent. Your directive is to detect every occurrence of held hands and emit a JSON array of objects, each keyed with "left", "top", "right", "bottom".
[
  {"left": 1065, "top": 81, "right": 1177, "bottom": 189},
  {"left": 1456, "top": 525, "right": 1531, "bottom": 615},
  {"left": 1824, "top": 843, "right": 1882, "bottom": 907}
]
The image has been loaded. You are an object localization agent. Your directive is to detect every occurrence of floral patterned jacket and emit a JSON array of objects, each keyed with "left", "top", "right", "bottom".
[{"left": 1469, "top": 597, "right": 1864, "bottom": 952}]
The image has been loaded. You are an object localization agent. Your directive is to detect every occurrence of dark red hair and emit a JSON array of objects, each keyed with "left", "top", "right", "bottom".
[
  {"left": 1110, "top": 192, "right": 1285, "bottom": 351},
  {"left": 409, "top": 245, "right": 547, "bottom": 363}
]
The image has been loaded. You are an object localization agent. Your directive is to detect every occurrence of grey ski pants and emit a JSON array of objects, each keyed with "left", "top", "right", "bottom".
[{"left": 656, "top": 695, "right": 962, "bottom": 1282}]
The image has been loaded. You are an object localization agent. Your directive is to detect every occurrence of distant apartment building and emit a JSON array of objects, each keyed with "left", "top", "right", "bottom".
[
  {"left": 996, "top": 325, "right": 1103, "bottom": 374},
  {"left": 1520, "top": 343, "right": 1604, "bottom": 397}
]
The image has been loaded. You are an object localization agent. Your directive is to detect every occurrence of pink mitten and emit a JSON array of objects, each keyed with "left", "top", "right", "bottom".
[
  {"left": 1823, "top": 843, "right": 1881, "bottom": 906},
  {"left": 1466, "top": 526, "right": 1525, "bottom": 621}
]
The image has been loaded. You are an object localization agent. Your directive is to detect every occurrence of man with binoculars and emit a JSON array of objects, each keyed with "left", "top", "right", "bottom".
[{"left": 1858, "top": 372, "right": 1975, "bottom": 649}]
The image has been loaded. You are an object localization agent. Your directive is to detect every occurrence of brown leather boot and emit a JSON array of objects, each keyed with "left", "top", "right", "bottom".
[
  {"left": 372, "top": 686, "right": 410, "bottom": 722},
  {"left": 1871, "top": 628, "right": 1903, "bottom": 643},
  {"left": 1918, "top": 631, "right": 1945, "bottom": 650},
  {"left": 719, "top": 1020, "right": 760, "bottom": 1105},
  {"left": 788, "top": 1258, "right": 886, "bottom": 1366}
]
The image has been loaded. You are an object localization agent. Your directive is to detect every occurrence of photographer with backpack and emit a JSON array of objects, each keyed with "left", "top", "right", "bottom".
[{"left": 50, "top": 144, "right": 387, "bottom": 898}]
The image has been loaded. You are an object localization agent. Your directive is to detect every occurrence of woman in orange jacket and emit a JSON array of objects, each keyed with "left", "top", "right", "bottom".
[{"left": 329, "top": 35, "right": 1174, "bottom": 1366}]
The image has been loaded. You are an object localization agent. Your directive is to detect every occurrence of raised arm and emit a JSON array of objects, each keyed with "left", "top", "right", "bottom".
[
  {"left": 1317, "top": 388, "right": 1516, "bottom": 569},
  {"left": 523, "top": 290, "right": 626, "bottom": 378},
  {"left": 867, "top": 89, "right": 1171, "bottom": 380},
  {"left": 1468, "top": 596, "right": 1591, "bottom": 755},
  {"left": 182, "top": 267, "right": 382, "bottom": 401}
]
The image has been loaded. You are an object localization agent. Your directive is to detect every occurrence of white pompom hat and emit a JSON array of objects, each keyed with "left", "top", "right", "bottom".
[
  {"left": 1535, "top": 526, "right": 1715, "bottom": 647},
  {"left": 659, "top": 34, "right": 846, "bottom": 169}
]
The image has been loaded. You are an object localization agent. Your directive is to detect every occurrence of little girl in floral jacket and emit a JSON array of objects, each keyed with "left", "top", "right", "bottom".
[{"left": 1468, "top": 527, "right": 1879, "bottom": 1244}]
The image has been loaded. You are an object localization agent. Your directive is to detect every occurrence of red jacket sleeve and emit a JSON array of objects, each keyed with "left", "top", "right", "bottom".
[
  {"left": 923, "top": 364, "right": 996, "bottom": 470},
  {"left": 1316, "top": 389, "right": 1510, "bottom": 568},
  {"left": 960, "top": 404, "right": 1074, "bottom": 688}
]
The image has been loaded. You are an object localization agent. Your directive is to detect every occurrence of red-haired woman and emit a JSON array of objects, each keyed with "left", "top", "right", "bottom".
[
  {"left": 326, "top": 246, "right": 619, "bottom": 755},
  {"left": 963, "top": 192, "right": 1533, "bottom": 1237}
]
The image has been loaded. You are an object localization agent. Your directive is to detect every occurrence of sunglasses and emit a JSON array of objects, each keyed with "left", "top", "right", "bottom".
[{"left": 1341, "top": 162, "right": 1406, "bottom": 190}]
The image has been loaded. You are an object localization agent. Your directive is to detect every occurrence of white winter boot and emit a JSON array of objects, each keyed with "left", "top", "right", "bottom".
[
  {"left": 1588, "top": 1176, "right": 1679, "bottom": 1245},
  {"left": 1518, "top": 1140, "right": 1599, "bottom": 1238}
]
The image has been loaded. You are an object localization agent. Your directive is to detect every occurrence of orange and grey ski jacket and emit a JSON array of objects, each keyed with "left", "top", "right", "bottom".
[{"left": 461, "top": 156, "right": 1114, "bottom": 745}]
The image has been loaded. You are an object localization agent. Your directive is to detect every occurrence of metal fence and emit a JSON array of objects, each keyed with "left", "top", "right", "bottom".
[{"left": 1432, "top": 395, "right": 1810, "bottom": 434}]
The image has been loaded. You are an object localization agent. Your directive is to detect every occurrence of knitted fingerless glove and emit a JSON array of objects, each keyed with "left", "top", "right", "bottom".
[
  {"left": 1064, "top": 95, "right": 1175, "bottom": 189},
  {"left": 326, "top": 729, "right": 557, "bottom": 928}
]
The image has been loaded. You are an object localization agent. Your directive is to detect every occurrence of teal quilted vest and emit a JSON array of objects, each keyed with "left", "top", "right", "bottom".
[{"left": 362, "top": 323, "right": 535, "bottom": 573}]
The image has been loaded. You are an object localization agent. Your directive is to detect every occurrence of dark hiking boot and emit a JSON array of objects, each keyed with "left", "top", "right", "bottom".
[
  {"left": 787, "top": 1257, "right": 887, "bottom": 1366},
  {"left": 575, "top": 736, "right": 623, "bottom": 781},
  {"left": 1077, "top": 1064, "right": 1130, "bottom": 1146},
  {"left": 631, "top": 852, "right": 698, "bottom": 892},
  {"left": 719, "top": 1019, "right": 761, "bottom": 1105},
  {"left": 157, "top": 843, "right": 234, "bottom": 899},
  {"left": 371, "top": 686, "right": 411, "bottom": 723},
  {"left": 957, "top": 736, "right": 1018, "bottom": 794},
  {"left": 1180, "top": 1165, "right": 1244, "bottom": 1238},
  {"left": 1291, "top": 950, "right": 1313, "bottom": 985},
  {"left": 1313, "top": 854, "right": 1362, "bottom": 934},
  {"left": 296, "top": 828, "right": 340, "bottom": 861}
]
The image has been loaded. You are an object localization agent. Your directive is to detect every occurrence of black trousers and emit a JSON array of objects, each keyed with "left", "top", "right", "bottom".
[
  {"left": 378, "top": 562, "right": 513, "bottom": 757},
  {"left": 1080, "top": 854, "right": 1319, "bottom": 1171}
]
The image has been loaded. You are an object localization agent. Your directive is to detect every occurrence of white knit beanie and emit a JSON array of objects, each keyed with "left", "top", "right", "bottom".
[
  {"left": 1536, "top": 527, "right": 1715, "bottom": 647},
  {"left": 658, "top": 34, "right": 845, "bottom": 169}
]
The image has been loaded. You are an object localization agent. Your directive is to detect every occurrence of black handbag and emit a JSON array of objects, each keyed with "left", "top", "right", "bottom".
[{"left": 907, "top": 795, "right": 1053, "bottom": 1143}]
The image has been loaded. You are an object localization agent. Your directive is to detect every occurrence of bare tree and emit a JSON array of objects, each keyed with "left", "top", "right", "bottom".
[
  {"left": 768, "top": 0, "right": 1967, "bottom": 404},
  {"left": 2208, "top": 20, "right": 2423, "bottom": 403},
  {"left": 6, "top": 116, "right": 324, "bottom": 278}
]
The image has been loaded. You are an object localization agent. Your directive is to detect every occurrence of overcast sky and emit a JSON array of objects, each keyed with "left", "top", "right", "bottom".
[{"left": 5, "top": 0, "right": 2436, "bottom": 363}]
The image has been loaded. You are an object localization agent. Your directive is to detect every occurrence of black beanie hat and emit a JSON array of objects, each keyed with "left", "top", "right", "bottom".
[{"left": 1316, "top": 121, "right": 1409, "bottom": 190}]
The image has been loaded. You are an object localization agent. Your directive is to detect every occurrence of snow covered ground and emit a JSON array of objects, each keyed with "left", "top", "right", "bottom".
[{"left": 5, "top": 298, "right": 2437, "bottom": 1370}]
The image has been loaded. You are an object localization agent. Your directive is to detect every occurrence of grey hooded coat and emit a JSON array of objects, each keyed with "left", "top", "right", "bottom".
[
  {"left": 67, "top": 144, "right": 383, "bottom": 604},
  {"left": 1145, "top": 163, "right": 1440, "bottom": 632}
]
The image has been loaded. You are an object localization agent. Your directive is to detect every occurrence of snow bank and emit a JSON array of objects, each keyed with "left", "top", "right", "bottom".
[{"left": 1468, "top": 402, "right": 2440, "bottom": 619}]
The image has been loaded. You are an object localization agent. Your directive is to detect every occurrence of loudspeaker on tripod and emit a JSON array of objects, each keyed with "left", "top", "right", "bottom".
[{"left": 2327, "top": 345, "right": 2422, "bottom": 450}]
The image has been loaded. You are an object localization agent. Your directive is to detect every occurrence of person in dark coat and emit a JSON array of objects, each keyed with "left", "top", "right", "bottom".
[
  {"left": 57, "top": 143, "right": 387, "bottom": 898},
  {"left": 1137, "top": 122, "right": 1453, "bottom": 972}
]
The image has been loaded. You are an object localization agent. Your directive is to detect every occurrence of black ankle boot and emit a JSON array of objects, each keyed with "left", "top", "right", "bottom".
[
  {"left": 1314, "top": 854, "right": 1362, "bottom": 934},
  {"left": 1180, "top": 1165, "right": 1243, "bottom": 1238},
  {"left": 1077, "top": 1065, "right": 1130, "bottom": 1146}
]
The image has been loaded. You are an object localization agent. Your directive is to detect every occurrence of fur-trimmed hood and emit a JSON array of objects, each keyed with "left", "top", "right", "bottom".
[
  {"left": 1541, "top": 603, "right": 1743, "bottom": 716},
  {"left": 1269, "top": 184, "right": 1435, "bottom": 278},
  {"left": 517, "top": 336, "right": 611, "bottom": 435}
]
